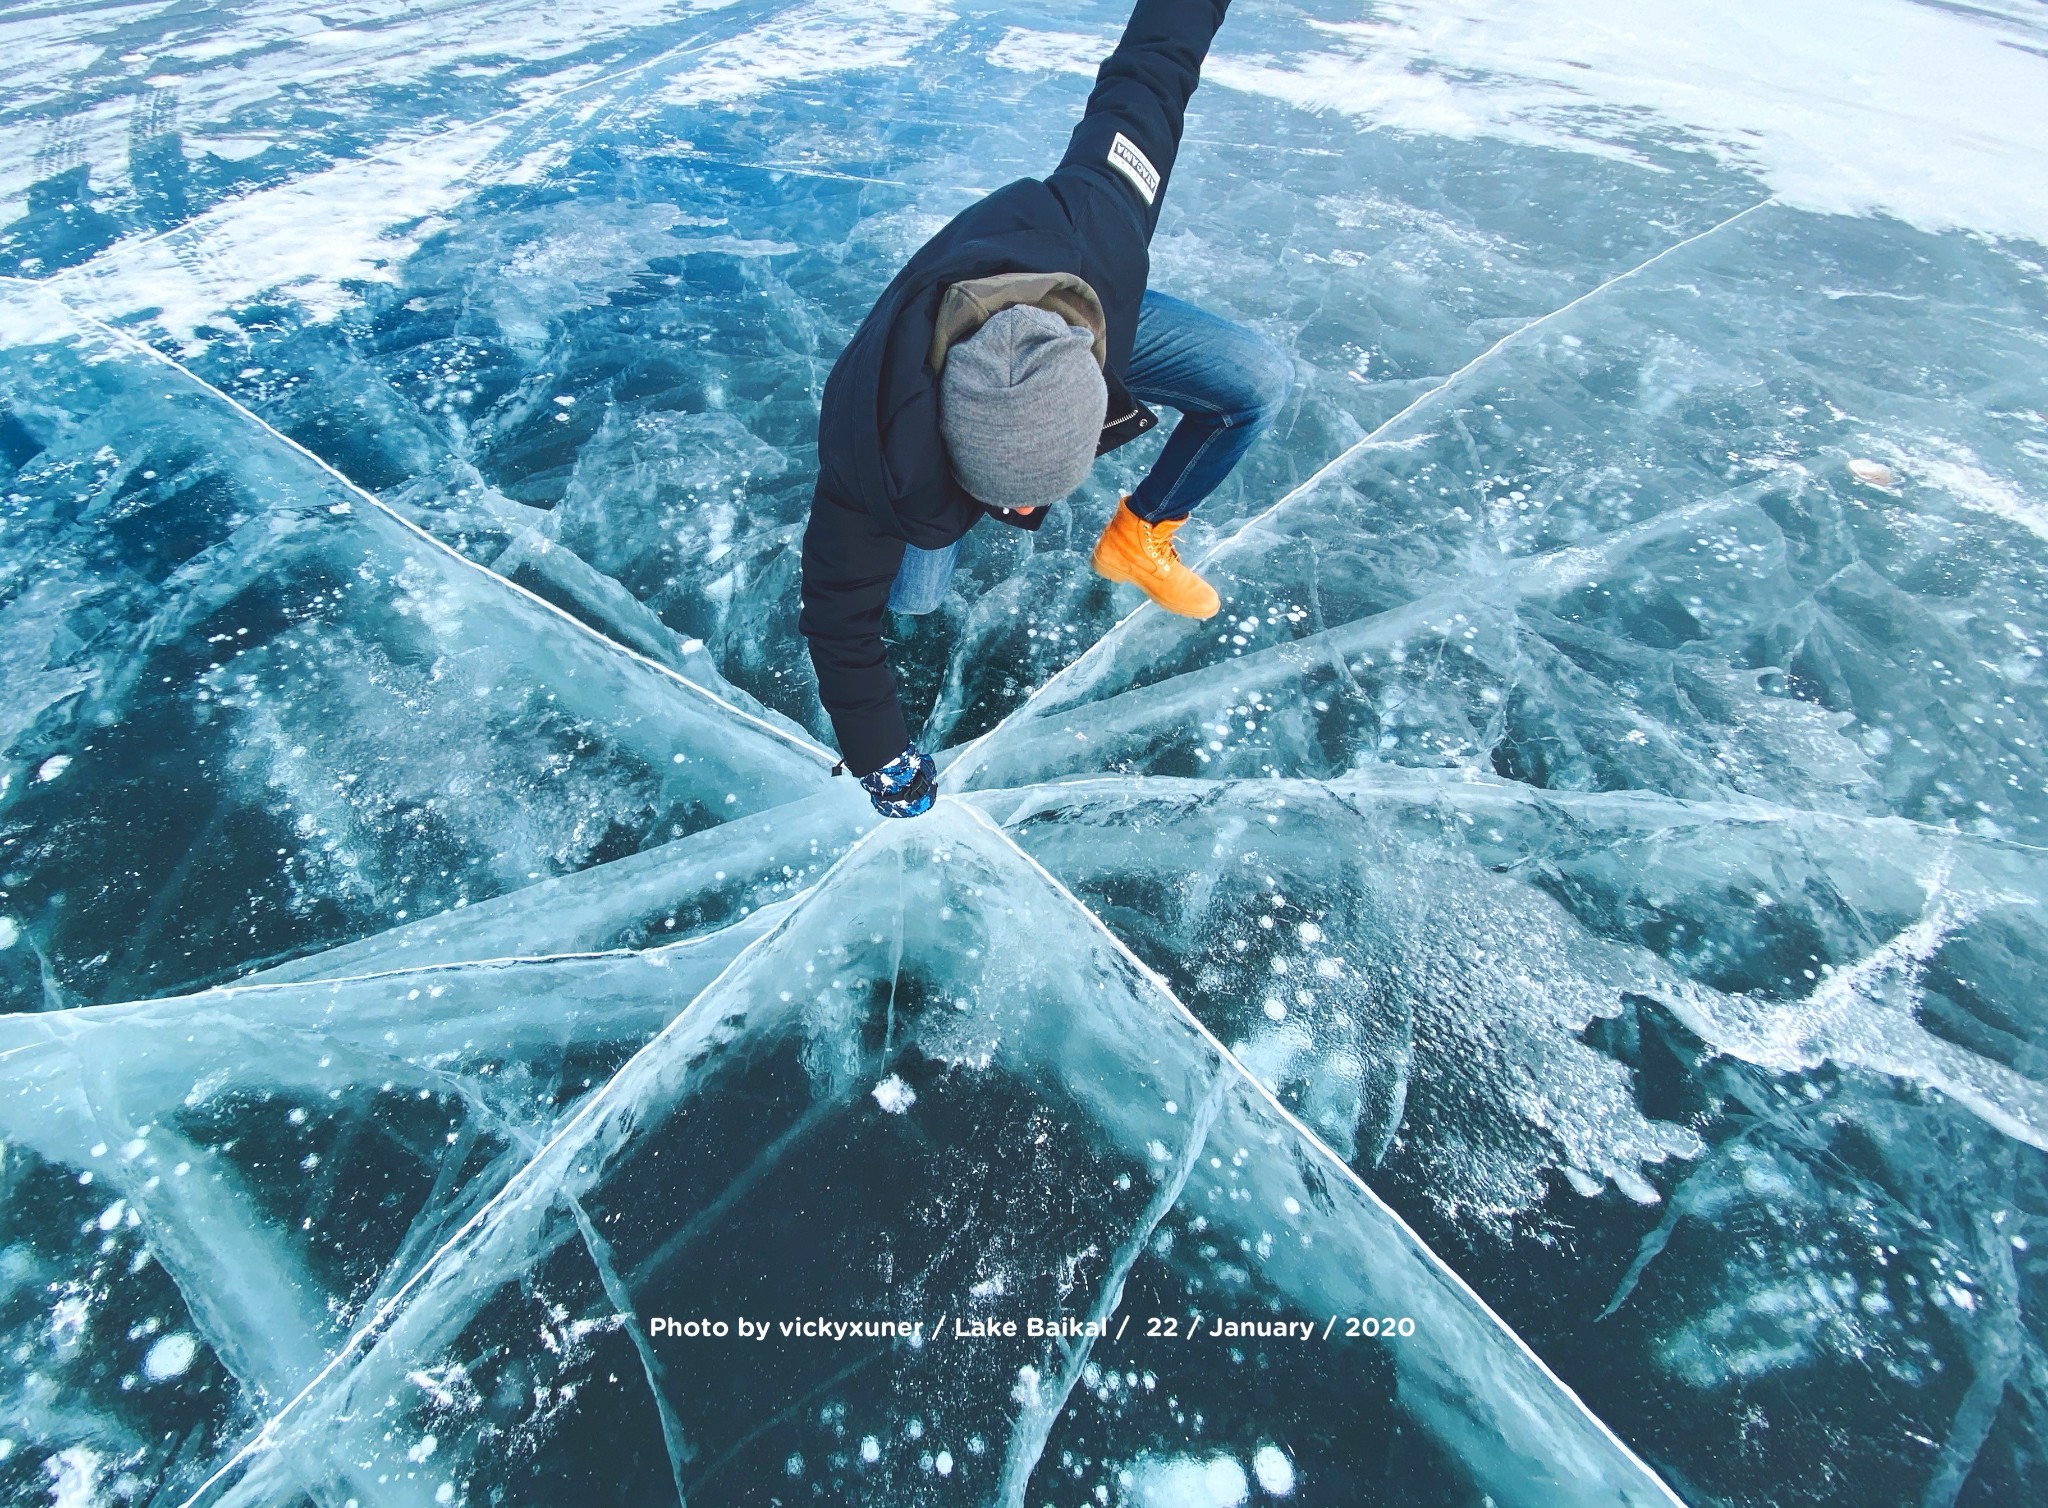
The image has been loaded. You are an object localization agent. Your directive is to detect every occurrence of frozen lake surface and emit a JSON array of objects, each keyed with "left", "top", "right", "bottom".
[{"left": 2, "top": 2, "right": 2046, "bottom": 1505}]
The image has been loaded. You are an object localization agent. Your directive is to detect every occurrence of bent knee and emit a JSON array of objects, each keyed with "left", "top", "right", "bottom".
[{"left": 1232, "top": 339, "right": 1295, "bottom": 429}]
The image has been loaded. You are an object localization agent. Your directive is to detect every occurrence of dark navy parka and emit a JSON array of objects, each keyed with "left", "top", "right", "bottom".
[{"left": 799, "top": 0, "right": 1233, "bottom": 777}]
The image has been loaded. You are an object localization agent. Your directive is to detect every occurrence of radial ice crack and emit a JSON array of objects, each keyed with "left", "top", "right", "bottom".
[{"left": 3, "top": 2, "right": 2046, "bottom": 1505}]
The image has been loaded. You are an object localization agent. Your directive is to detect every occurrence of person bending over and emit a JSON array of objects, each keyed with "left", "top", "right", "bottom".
[{"left": 799, "top": 0, "right": 1290, "bottom": 818}]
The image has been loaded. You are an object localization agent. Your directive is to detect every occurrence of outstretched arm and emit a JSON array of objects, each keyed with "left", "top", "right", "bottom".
[
  {"left": 1054, "top": 0, "right": 1234, "bottom": 237},
  {"left": 798, "top": 486, "right": 910, "bottom": 780}
]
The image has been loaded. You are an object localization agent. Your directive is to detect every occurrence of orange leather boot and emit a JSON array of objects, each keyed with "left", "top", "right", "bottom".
[{"left": 1090, "top": 496, "right": 1221, "bottom": 619}]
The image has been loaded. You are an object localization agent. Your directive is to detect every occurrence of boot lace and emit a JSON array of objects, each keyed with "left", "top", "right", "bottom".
[{"left": 1140, "top": 518, "right": 1182, "bottom": 572}]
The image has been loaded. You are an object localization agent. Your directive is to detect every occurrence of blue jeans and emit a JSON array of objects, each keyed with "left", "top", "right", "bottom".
[{"left": 888, "top": 289, "right": 1292, "bottom": 614}]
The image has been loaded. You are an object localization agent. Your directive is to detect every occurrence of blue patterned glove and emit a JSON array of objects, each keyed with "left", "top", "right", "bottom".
[{"left": 859, "top": 746, "right": 937, "bottom": 818}]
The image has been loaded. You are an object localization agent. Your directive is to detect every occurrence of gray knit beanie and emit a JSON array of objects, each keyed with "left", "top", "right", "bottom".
[{"left": 939, "top": 304, "right": 1106, "bottom": 510}]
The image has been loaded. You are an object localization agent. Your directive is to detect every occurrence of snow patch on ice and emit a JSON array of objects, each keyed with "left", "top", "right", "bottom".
[
  {"left": 0, "top": 0, "right": 741, "bottom": 213},
  {"left": 1910, "top": 445, "right": 2048, "bottom": 544},
  {"left": 660, "top": 0, "right": 953, "bottom": 107},
  {"left": 62, "top": 121, "right": 512, "bottom": 349},
  {"left": 48, "top": 0, "right": 949, "bottom": 347},
  {"left": 1205, "top": 0, "right": 2048, "bottom": 243},
  {"left": 1124, "top": 1451, "right": 1250, "bottom": 1508},
  {"left": 670, "top": 236, "right": 801, "bottom": 257},
  {"left": 987, "top": 26, "right": 1110, "bottom": 79},
  {"left": 872, "top": 1074, "right": 916, "bottom": 1113}
]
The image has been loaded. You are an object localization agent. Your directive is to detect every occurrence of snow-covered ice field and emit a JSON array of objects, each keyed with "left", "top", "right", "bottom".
[{"left": 2, "top": 1, "right": 2046, "bottom": 1504}]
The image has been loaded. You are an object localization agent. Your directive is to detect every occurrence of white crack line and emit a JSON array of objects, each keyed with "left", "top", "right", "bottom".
[
  {"left": 4, "top": 182, "right": 1770, "bottom": 1504},
  {"left": 944, "top": 195, "right": 1778, "bottom": 788},
  {"left": 165, "top": 812, "right": 899, "bottom": 1508},
  {"left": 3, "top": 278, "right": 835, "bottom": 768},
  {"left": 951, "top": 795, "right": 1690, "bottom": 1508}
]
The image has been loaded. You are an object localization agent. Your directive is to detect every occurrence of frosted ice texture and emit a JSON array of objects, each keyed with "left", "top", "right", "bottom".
[{"left": 2, "top": 2, "right": 2046, "bottom": 1506}]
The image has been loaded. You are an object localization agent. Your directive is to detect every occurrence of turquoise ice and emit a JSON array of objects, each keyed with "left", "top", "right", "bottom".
[{"left": 2, "top": 2, "right": 2045, "bottom": 1505}]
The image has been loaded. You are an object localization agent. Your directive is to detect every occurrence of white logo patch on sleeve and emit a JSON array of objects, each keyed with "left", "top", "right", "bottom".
[{"left": 1106, "top": 131, "right": 1159, "bottom": 205}]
